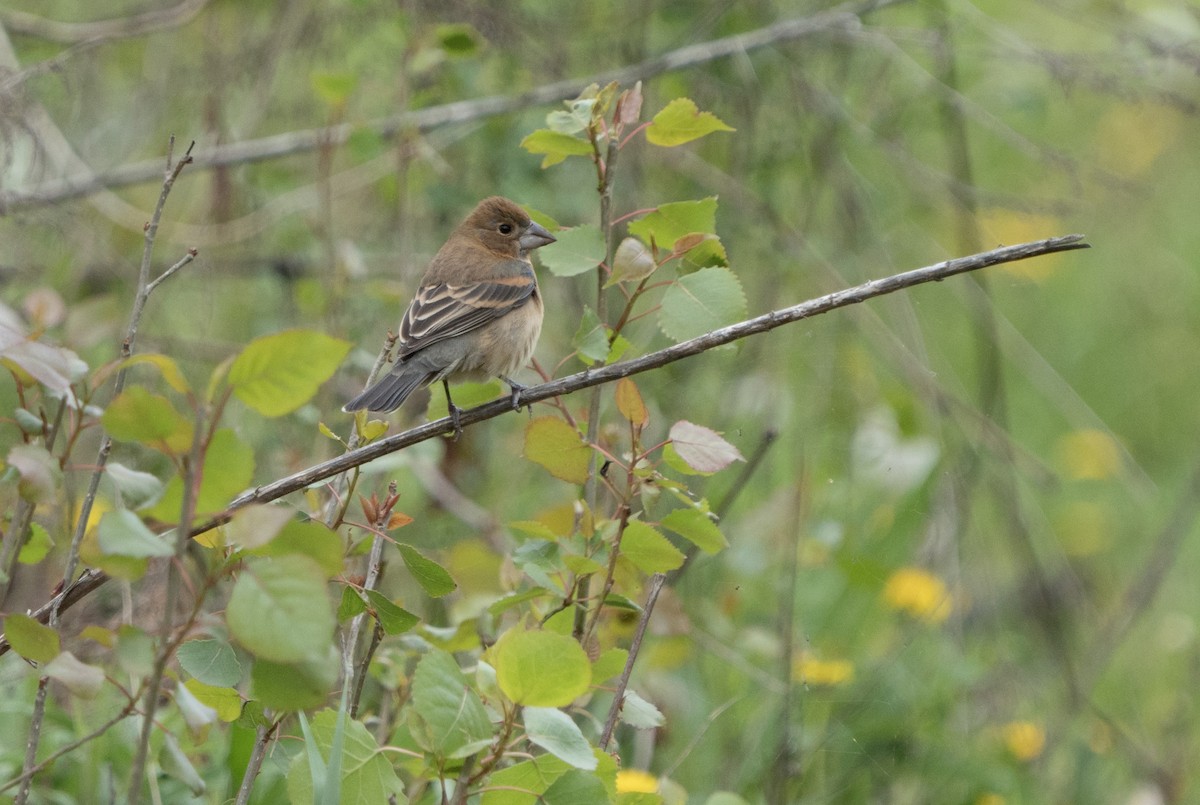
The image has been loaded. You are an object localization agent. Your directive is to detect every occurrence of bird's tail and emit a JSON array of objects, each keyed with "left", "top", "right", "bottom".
[{"left": 343, "top": 365, "right": 432, "bottom": 413}]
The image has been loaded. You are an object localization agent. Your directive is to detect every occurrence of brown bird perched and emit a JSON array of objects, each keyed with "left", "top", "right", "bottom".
[{"left": 344, "top": 196, "right": 556, "bottom": 437}]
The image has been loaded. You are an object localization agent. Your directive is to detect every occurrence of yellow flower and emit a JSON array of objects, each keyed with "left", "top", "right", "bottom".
[
  {"left": 976, "top": 795, "right": 1005, "bottom": 805},
  {"left": 1002, "top": 721, "right": 1046, "bottom": 762},
  {"left": 883, "top": 567, "right": 952, "bottom": 623},
  {"left": 792, "top": 655, "right": 854, "bottom": 687},
  {"left": 616, "top": 769, "right": 659, "bottom": 794},
  {"left": 1055, "top": 429, "right": 1121, "bottom": 480}
]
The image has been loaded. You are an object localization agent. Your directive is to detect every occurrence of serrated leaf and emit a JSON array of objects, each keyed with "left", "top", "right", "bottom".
[
  {"left": 119, "top": 353, "right": 190, "bottom": 394},
  {"left": 543, "top": 769, "right": 608, "bottom": 803},
  {"left": 178, "top": 638, "right": 242, "bottom": 688},
  {"left": 524, "top": 417, "right": 592, "bottom": 484},
  {"left": 646, "top": 98, "right": 735, "bottom": 147},
  {"left": 227, "top": 556, "right": 334, "bottom": 663},
  {"left": 286, "top": 709, "right": 406, "bottom": 803},
  {"left": 658, "top": 267, "right": 747, "bottom": 343},
  {"left": 572, "top": 306, "right": 609, "bottom": 366},
  {"left": 338, "top": 586, "right": 366, "bottom": 621},
  {"left": 396, "top": 543, "right": 455, "bottom": 597},
  {"left": 101, "top": 387, "right": 193, "bottom": 454},
  {"left": 521, "top": 129, "right": 593, "bottom": 168},
  {"left": 97, "top": 509, "right": 173, "bottom": 558},
  {"left": 620, "top": 521, "right": 685, "bottom": 573},
  {"left": 607, "top": 237, "right": 657, "bottom": 286},
  {"left": 228, "top": 329, "right": 351, "bottom": 417},
  {"left": 538, "top": 224, "right": 605, "bottom": 278},
  {"left": 615, "top": 378, "right": 648, "bottom": 427},
  {"left": 668, "top": 420, "right": 744, "bottom": 473},
  {"left": 523, "top": 707, "right": 598, "bottom": 770},
  {"left": 661, "top": 507, "right": 727, "bottom": 554},
  {"left": 628, "top": 198, "right": 717, "bottom": 251},
  {"left": 4, "top": 613, "right": 60, "bottom": 663},
  {"left": 411, "top": 649, "right": 493, "bottom": 758},
  {"left": 493, "top": 629, "right": 591, "bottom": 707},
  {"left": 18, "top": 522, "right": 53, "bottom": 564},
  {"left": 365, "top": 590, "right": 419, "bottom": 634}
]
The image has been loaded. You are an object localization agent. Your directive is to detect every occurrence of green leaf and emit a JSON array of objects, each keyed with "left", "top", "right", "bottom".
[
  {"left": 119, "top": 353, "right": 190, "bottom": 394},
  {"left": 145, "top": 428, "right": 254, "bottom": 522},
  {"left": 97, "top": 509, "right": 173, "bottom": 558},
  {"left": 160, "top": 732, "right": 206, "bottom": 796},
  {"left": 286, "top": 709, "right": 407, "bottom": 803},
  {"left": 435, "top": 22, "right": 483, "bottom": 56},
  {"left": 520, "top": 129, "right": 593, "bottom": 168},
  {"left": 646, "top": 98, "right": 735, "bottom": 147},
  {"left": 668, "top": 420, "right": 744, "bottom": 473},
  {"left": 310, "top": 71, "right": 357, "bottom": 106},
  {"left": 4, "top": 613, "right": 60, "bottom": 663},
  {"left": 44, "top": 651, "right": 104, "bottom": 698},
  {"left": 338, "top": 586, "right": 366, "bottom": 621},
  {"left": 483, "top": 755, "right": 571, "bottom": 805},
  {"left": 397, "top": 543, "right": 456, "bottom": 597},
  {"left": 7, "top": 443, "right": 58, "bottom": 501},
  {"left": 227, "top": 555, "right": 334, "bottom": 663},
  {"left": 225, "top": 504, "right": 294, "bottom": 550},
  {"left": 101, "top": 386, "right": 193, "bottom": 454},
  {"left": 572, "top": 307, "right": 609, "bottom": 366},
  {"left": 620, "top": 689, "right": 665, "bottom": 729},
  {"left": 493, "top": 629, "right": 591, "bottom": 707},
  {"left": 411, "top": 650, "right": 493, "bottom": 758},
  {"left": 658, "top": 267, "right": 747, "bottom": 343},
  {"left": 592, "top": 648, "right": 628, "bottom": 683},
  {"left": 606, "top": 237, "right": 657, "bottom": 286},
  {"left": 17, "top": 522, "right": 53, "bottom": 564},
  {"left": 183, "top": 679, "right": 243, "bottom": 722},
  {"left": 249, "top": 519, "right": 345, "bottom": 578},
  {"left": 251, "top": 649, "right": 339, "bottom": 712},
  {"left": 620, "top": 521, "right": 685, "bottom": 573},
  {"left": 178, "top": 638, "right": 243, "bottom": 688},
  {"left": 522, "top": 707, "right": 598, "bottom": 770},
  {"left": 114, "top": 625, "right": 155, "bottom": 678},
  {"left": 107, "top": 462, "right": 164, "bottom": 509},
  {"left": 229, "top": 329, "right": 352, "bottom": 417},
  {"left": 364, "top": 590, "right": 419, "bottom": 635},
  {"left": 542, "top": 769, "right": 608, "bottom": 804},
  {"left": 524, "top": 417, "right": 592, "bottom": 484},
  {"left": 628, "top": 198, "right": 717, "bottom": 252},
  {"left": 538, "top": 224, "right": 605, "bottom": 278},
  {"left": 615, "top": 378, "right": 648, "bottom": 427},
  {"left": 661, "top": 507, "right": 727, "bottom": 554}
]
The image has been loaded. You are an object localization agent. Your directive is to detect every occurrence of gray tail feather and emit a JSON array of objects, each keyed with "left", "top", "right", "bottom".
[{"left": 343, "top": 366, "right": 432, "bottom": 413}]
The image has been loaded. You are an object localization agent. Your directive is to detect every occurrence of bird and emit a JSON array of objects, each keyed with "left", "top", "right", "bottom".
[{"left": 344, "top": 196, "right": 556, "bottom": 438}]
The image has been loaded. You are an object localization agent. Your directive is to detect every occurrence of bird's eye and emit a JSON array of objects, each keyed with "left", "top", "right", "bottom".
[{"left": 499, "top": 223, "right": 513, "bottom": 235}]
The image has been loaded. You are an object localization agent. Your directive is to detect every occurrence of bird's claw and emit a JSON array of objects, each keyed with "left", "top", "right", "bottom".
[
  {"left": 448, "top": 402, "right": 464, "bottom": 441},
  {"left": 502, "top": 376, "right": 531, "bottom": 416}
]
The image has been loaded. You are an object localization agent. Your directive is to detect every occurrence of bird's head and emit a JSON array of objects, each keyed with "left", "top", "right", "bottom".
[{"left": 462, "top": 196, "right": 556, "bottom": 258}]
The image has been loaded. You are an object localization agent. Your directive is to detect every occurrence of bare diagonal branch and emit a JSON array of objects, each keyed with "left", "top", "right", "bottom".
[{"left": 0, "top": 233, "right": 1087, "bottom": 658}]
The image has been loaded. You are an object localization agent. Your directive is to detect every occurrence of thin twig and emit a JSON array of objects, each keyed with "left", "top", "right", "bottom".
[
  {"left": 0, "top": 0, "right": 901, "bottom": 211},
  {"left": 234, "top": 720, "right": 281, "bottom": 805},
  {"left": 599, "top": 573, "right": 667, "bottom": 750},
  {"left": 0, "top": 234, "right": 1090, "bottom": 655},
  {"left": 343, "top": 482, "right": 396, "bottom": 717}
]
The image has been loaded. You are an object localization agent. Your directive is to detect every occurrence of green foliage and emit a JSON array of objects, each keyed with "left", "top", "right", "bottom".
[{"left": 0, "top": 3, "right": 1187, "bottom": 802}]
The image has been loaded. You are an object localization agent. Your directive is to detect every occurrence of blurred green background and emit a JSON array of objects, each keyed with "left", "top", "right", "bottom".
[{"left": 2, "top": 0, "right": 1198, "bottom": 801}]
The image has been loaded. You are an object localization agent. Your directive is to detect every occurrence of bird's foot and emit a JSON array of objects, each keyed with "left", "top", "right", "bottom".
[
  {"left": 448, "top": 402, "right": 464, "bottom": 441},
  {"left": 501, "top": 376, "right": 531, "bottom": 414}
]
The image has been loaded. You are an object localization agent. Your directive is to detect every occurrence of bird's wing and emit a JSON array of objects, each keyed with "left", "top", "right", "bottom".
[{"left": 397, "top": 265, "right": 536, "bottom": 357}]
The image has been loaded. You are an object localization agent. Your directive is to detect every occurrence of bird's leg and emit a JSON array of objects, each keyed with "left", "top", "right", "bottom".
[
  {"left": 500, "top": 375, "right": 530, "bottom": 414},
  {"left": 442, "top": 379, "right": 463, "bottom": 440}
]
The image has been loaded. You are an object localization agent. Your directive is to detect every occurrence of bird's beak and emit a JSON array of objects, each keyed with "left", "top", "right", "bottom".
[{"left": 519, "top": 221, "right": 557, "bottom": 252}]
